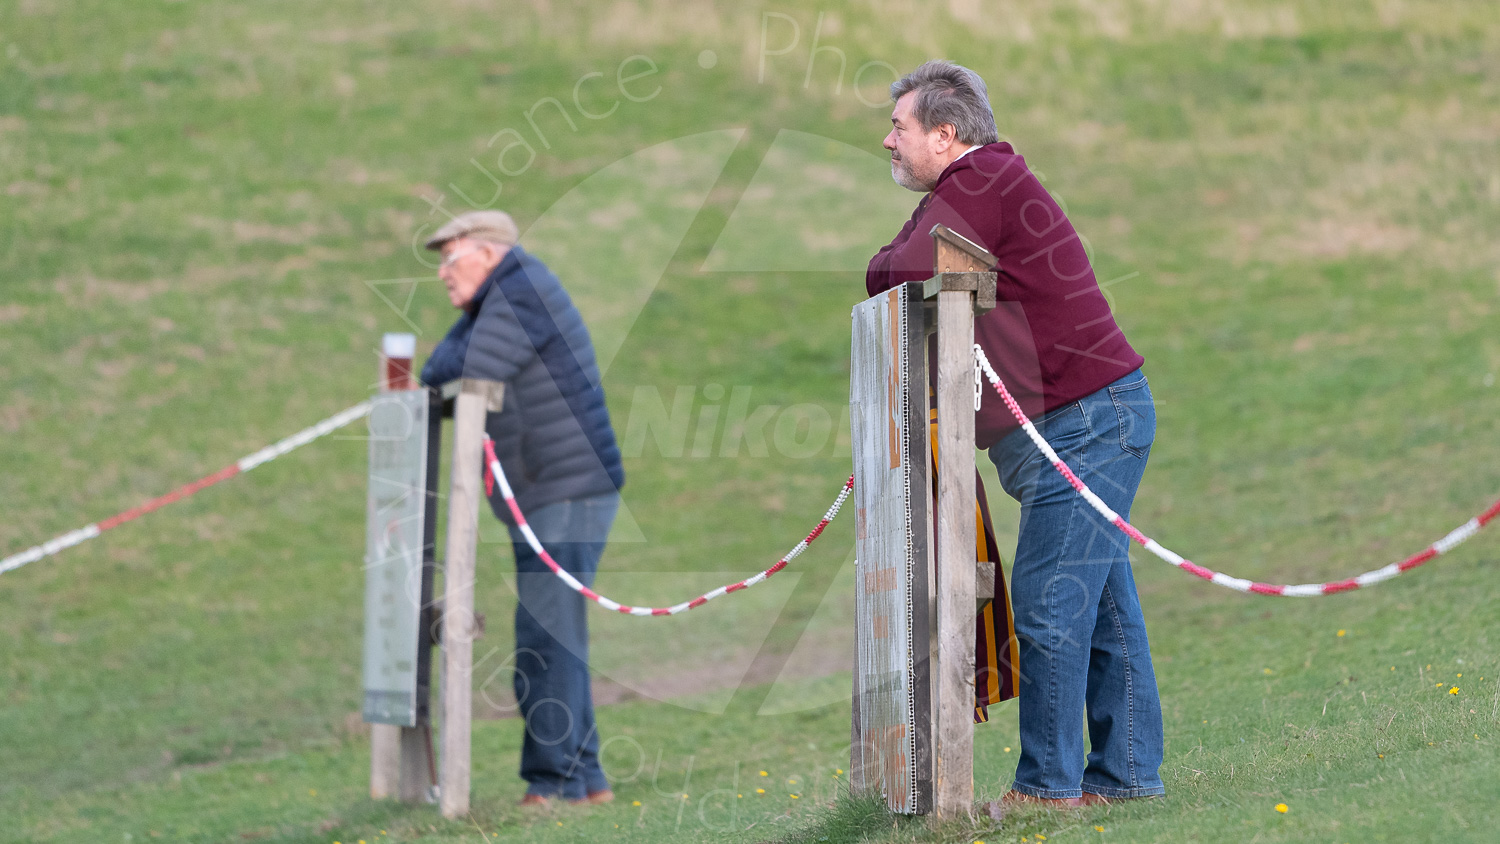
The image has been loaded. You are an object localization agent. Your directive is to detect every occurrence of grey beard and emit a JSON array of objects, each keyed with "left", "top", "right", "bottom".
[{"left": 890, "top": 159, "right": 933, "bottom": 192}]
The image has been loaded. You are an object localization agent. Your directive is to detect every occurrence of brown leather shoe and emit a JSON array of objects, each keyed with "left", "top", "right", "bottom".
[
  {"left": 570, "top": 789, "right": 614, "bottom": 805},
  {"left": 1077, "top": 791, "right": 1111, "bottom": 806},
  {"left": 519, "top": 793, "right": 553, "bottom": 807},
  {"left": 1000, "top": 789, "right": 1086, "bottom": 809}
]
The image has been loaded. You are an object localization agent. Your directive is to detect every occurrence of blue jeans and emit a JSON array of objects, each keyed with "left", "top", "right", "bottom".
[
  {"left": 987, "top": 371, "right": 1165, "bottom": 800},
  {"left": 507, "top": 493, "right": 618, "bottom": 800}
]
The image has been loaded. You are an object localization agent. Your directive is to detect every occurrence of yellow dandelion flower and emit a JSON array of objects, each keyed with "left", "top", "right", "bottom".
[
  {"left": 1275, "top": 803, "right": 1289, "bottom": 813},
  {"left": 632, "top": 800, "right": 641, "bottom": 807},
  {"left": 788, "top": 778, "right": 797, "bottom": 784},
  {"left": 1003, "top": 747, "right": 1012, "bottom": 752},
  {"left": 835, "top": 768, "right": 843, "bottom": 774},
  {"left": 759, "top": 770, "right": 768, "bottom": 777},
  {"left": 1096, "top": 826, "right": 1106, "bottom": 832},
  {"left": 1263, "top": 668, "right": 1273, "bottom": 675},
  {"left": 308, "top": 789, "right": 317, "bottom": 796},
  {"left": 790, "top": 794, "right": 800, "bottom": 799},
  {"left": 681, "top": 793, "right": 689, "bottom": 800},
  {"left": 556, "top": 821, "right": 562, "bottom": 826},
  {"left": 756, "top": 788, "right": 765, "bottom": 794},
  {"left": 1378, "top": 754, "right": 1384, "bottom": 759},
  {"left": 1450, "top": 687, "right": 1460, "bottom": 694},
  {"left": 1038, "top": 835, "right": 1046, "bottom": 841},
  {"left": 1336, "top": 629, "right": 1345, "bottom": 637},
  {"left": 1457, "top": 673, "right": 1462, "bottom": 678},
  {"left": 737, "top": 794, "right": 743, "bottom": 798}
]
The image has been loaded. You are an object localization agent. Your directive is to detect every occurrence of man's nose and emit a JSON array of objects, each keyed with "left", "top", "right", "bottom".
[{"left": 882, "top": 131, "right": 896, "bottom": 150}]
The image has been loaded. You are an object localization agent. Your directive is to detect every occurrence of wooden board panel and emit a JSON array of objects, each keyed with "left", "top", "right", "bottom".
[
  {"left": 362, "top": 390, "right": 431, "bottom": 727},
  {"left": 850, "top": 281, "right": 932, "bottom": 815}
]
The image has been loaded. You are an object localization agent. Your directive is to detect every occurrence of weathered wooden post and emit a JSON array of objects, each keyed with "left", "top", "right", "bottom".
[
  {"left": 925, "top": 226, "right": 997, "bottom": 819},
  {"left": 366, "top": 333, "right": 440, "bottom": 802},
  {"left": 850, "top": 226, "right": 996, "bottom": 821},
  {"left": 438, "top": 377, "right": 504, "bottom": 819}
]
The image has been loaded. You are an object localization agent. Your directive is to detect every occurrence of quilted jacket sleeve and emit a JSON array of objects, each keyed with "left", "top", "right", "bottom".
[{"left": 463, "top": 287, "right": 533, "bottom": 385}]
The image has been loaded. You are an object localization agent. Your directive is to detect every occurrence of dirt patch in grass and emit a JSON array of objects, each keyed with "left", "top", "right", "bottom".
[{"left": 476, "top": 621, "right": 853, "bottom": 719}]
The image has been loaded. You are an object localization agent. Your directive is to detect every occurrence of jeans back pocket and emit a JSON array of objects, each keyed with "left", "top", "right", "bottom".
[{"left": 1108, "top": 377, "right": 1155, "bottom": 459}]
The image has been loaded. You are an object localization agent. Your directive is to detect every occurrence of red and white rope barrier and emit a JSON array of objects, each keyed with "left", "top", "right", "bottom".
[
  {"left": 0, "top": 401, "right": 374, "bottom": 576},
  {"left": 482, "top": 436, "right": 853, "bottom": 616},
  {"left": 975, "top": 346, "right": 1500, "bottom": 596}
]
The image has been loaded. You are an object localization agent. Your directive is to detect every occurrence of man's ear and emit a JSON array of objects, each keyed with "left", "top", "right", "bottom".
[{"left": 934, "top": 122, "right": 958, "bottom": 152}]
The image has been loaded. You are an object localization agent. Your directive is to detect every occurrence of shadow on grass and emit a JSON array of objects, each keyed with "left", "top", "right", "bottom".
[
  {"left": 757, "top": 793, "right": 1107, "bottom": 844},
  {"left": 757, "top": 794, "right": 920, "bottom": 844},
  {"left": 251, "top": 797, "right": 441, "bottom": 844}
]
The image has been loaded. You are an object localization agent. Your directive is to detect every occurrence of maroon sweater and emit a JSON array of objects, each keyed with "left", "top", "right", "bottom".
[{"left": 866, "top": 142, "right": 1144, "bottom": 449}]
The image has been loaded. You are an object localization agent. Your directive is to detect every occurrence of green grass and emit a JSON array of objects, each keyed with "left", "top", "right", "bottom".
[{"left": 2, "top": 0, "right": 1499, "bottom": 841}]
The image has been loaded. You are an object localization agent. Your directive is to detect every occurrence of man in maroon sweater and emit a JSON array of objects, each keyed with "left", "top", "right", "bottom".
[{"left": 867, "top": 60, "right": 1165, "bottom": 807}]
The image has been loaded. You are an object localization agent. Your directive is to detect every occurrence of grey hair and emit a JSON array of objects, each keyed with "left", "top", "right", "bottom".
[{"left": 890, "top": 60, "right": 999, "bottom": 146}]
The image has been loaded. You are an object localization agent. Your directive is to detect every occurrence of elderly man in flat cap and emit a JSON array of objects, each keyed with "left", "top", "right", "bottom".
[{"left": 420, "top": 210, "right": 625, "bottom": 806}]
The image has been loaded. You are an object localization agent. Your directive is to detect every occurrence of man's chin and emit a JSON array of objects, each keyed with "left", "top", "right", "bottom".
[{"left": 890, "top": 165, "right": 931, "bottom": 193}]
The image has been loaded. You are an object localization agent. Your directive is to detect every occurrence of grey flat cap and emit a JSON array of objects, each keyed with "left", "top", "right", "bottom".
[{"left": 424, "top": 210, "right": 520, "bottom": 250}]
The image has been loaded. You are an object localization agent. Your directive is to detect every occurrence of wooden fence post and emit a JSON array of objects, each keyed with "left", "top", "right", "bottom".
[
  {"left": 370, "top": 726, "right": 400, "bottom": 799},
  {"left": 439, "top": 378, "right": 504, "bottom": 819},
  {"left": 849, "top": 227, "right": 997, "bottom": 819},
  {"left": 370, "top": 333, "right": 433, "bottom": 801},
  {"left": 924, "top": 226, "right": 997, "bottom": 820}
]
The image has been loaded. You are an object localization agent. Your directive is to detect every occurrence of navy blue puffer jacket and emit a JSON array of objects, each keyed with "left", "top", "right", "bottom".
[{"left": 421, "top": 246, "right": 624, "bottom": 524}]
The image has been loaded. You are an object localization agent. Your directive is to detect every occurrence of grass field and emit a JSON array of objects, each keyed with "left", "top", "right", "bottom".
[{"left": 2, "top": 1, "right": 1499, "bottom": 841}]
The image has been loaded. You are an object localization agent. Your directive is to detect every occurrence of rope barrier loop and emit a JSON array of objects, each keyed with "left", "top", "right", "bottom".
[
  {"left": 0, "top": 400, "right": 375, "bottom": 577},
  {"left": 482, "top": 436, "right": 852, "bottom": 616},
  {"left": 973, "top": 344, "right": 1500, "bottom": 596}
]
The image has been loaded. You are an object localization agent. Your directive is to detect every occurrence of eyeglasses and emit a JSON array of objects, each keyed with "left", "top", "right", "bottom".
[{"left": 439, "top": 245, "right": 482, "bottom": 269}]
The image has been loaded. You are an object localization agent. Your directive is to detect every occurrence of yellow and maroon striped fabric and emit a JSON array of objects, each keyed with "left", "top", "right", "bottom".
[{"left": 928, "top": 407, "right": 1021, "bottom": 723}]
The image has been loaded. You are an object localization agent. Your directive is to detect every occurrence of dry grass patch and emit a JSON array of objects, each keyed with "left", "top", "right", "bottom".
[{"left": 1278, "top": 217, "right": 1421, "bottom": 259}]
